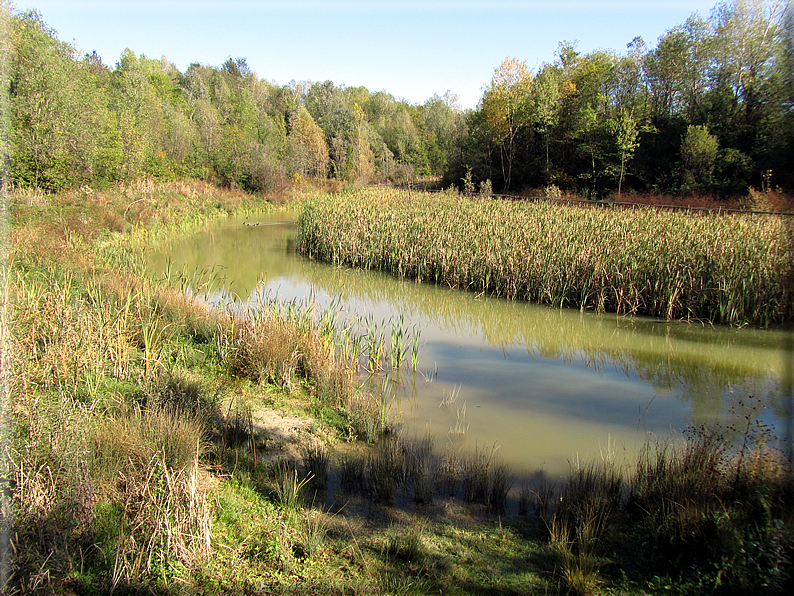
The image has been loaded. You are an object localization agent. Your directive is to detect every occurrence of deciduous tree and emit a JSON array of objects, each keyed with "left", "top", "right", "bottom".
[{"left": 480, "top": 57, "right": 533, "bottom": 191}]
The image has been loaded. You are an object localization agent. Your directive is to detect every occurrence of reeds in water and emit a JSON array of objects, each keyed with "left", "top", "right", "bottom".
[{"left": 297, "top": 187, "right": 793, "bottom": 326}]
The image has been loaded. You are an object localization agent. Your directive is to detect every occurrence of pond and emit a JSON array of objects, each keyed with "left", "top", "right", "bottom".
[{"left": 148, "top": 210, "right": 793, "bottom": 480}]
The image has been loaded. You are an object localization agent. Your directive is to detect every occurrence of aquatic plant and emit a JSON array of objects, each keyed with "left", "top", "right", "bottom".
[{"left": 296, "top": 187, "right": 793, "bottom": 326}]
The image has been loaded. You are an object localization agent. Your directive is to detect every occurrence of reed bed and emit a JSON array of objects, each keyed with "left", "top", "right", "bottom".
[{"left": 297, "top": 187, "right": 793, "bottom": 326}]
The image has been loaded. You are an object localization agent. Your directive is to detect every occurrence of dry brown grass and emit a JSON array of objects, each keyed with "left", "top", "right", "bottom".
[{"left": 516, "top": 186, "right": 794, "bottom": 213}]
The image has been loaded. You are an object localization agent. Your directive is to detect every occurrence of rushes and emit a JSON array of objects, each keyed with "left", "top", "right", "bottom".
[
  {"left": 224, "top": 293, "right": 421, "bottom": 387},
  {"left": 534, "top": 418, "right": 794, "bottom": 595},
  {"left": 439, "top": 383, "right": 460, "bottom": 408},
  {"left": 301, "top": 443, "right": 329, "bottom": 491},
  {"left": 297, "top": 187, "right": 792, "bottom": 326},
  {"left": 335, "top": 436, "right": 512, "bottom": 511},
  {"left": 269, "top": 460, "right": 313, "bottom": 510},
  {"left": 461, "top": 444, "right": 511, "bottom": 511}
]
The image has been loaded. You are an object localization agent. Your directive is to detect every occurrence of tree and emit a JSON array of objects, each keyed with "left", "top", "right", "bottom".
[
  {"left": 610, "top": 109, "right": 640, "bottom": 196},
  {"left": 110, "top": 49, "right": 168, "bottom": 179},
  {"left": 305, "top": 81, "right": 355, "bottom": 179},
  {"left": 11, "top": 10, "right": 121, "bottom": 189},
  {"left": 680, "top": 124, "right": 719, "bottom": 191},
  {"left": 564, "top": 51, "right": 614, "bottom": 197},
  {"left": 643, "top": 15, "right": 713, "bottom": 121},
  {"left": 287, "top": 106, "right": 328, "bottom": 178},
  {"left": 713, "top": 0, "right": 783, "bottom": 103},
  {"left": 480, "top": 57, "right": 533, "bottom": 191},
  {"left": 532, "top": 64, "right": 563, "bottom": 175}
]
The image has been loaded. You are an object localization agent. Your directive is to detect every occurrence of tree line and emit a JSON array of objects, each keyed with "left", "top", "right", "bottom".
[
  {"left": 463, "top": 0, "right": 794, "bottom": 197},
  {"left": 4, "top": 0, "right": 794, "bottom": 198},
  {"left": 5, "top": 8, "right": 466, "bottom": 193}
]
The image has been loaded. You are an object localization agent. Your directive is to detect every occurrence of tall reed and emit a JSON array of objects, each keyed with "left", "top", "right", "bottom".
[{"left": 297, "top": 187, "right": 792, "bottom": 326}]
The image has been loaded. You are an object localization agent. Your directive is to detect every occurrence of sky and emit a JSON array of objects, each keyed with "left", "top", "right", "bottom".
[{"left": 20, "top": 1, "right": 722, "bottom": 110}]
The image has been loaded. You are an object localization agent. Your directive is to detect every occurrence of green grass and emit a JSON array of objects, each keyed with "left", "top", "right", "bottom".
[
  {"left": 5, "top": 179, "right": 792, "bottom": 595},
  {"left": 296, "top": 186, "right": 792, "bottom": 326}
]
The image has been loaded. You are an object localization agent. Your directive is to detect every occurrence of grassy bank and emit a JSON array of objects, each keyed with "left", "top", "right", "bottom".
[
  {"left": 2, "top": 180, "right": 542, "bottom": 594},
  {"left": 2, "top": 180, "right": 792, "bottom": 595},
  {"left": 296, "top": 187, "right": 793, "bottom": 326}
]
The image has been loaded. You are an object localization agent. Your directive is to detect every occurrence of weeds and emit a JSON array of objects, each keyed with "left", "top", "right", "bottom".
[
  {"left": 624, "top": 421, "right": 794, "bottom": 592},
  {"left": 536, "top": 414, "right": 794, "bottom": 595}
]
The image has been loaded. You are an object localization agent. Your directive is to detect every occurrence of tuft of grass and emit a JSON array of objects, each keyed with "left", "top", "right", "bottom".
[
  {"left": 301, "top": 443, "right": 329, "bottom": 492},
  {"left": 554, "top": 460, "right": 623, "bottom": 557},
  {"left": 295, "top": 509, "right": 330, "bottom": 558},
  {"left": 268, "top": 459, "right": 313, "bottom": 510},
  {"left": 365, "top": 437, "right": 403, "bottom": 504},
  {"left": 384, "top": 522, "right": 426, "bottom": 564},
  {"left": 461, "top": 445, "right": 512, "bottom": 511},
  {"left": 434, "top": 446, "right": 462, "bottom": 498}
]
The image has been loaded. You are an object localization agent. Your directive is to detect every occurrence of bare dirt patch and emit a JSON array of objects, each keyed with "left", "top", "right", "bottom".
[{"left": 248, "top": 405, "right": 320, "bottom": 465}]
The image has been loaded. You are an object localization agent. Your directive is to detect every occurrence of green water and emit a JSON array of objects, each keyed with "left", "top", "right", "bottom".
[{"left": 149, "top": 211, "right": 793, "bottom": 479}]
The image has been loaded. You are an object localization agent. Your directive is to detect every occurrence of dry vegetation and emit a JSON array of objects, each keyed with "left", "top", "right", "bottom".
[
  {"left": 2, "top": 180, "right": 792, "bottom": 595},
  {"left": 297, "top": 186, "right": 793, "bottom": 326}
]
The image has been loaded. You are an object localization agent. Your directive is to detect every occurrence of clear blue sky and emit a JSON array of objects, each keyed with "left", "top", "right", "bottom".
[{"left": 21, "top": 1, "right": 721, "bottom": 109}]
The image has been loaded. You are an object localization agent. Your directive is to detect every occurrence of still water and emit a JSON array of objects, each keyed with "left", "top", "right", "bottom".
[{"left": 149, "top": 211, "right": 793, "bottom": 479}]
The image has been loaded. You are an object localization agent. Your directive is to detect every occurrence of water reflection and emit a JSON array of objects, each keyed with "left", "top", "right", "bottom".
[{"left": 149, "top": 212, "right": 792, "bottom": 477}]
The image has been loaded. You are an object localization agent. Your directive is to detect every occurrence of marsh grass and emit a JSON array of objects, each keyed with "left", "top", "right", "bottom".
[
  {"left": 344, "top": 385, "right": 399, "bottom": 443},
  {"left": 8, "top": 180, "right": 793, "bottom": 595},
  {"left": 555, "top": 461, "right": 623, "bottom": 556},
  {"left": 295, "top": 509, "right": 330, "bottom": 558},
  {"left": 9, "top": 396, "right": 213, "bottom": 590},
  {"left": 448, "top": 402, "right": 469, "bottom": 436},
  {"left": 332, "top": 434, "right": 514, "bottom": 514},
  {"left": 340, "top": 454, "right": 368, "bottom": 495},
  {"left": 103, "top": 445, "right": 213, "bottom": 589},
  {"left": 439, "top": 383, "right": 460, "bottom": 408},
  {"left": 537, "top": 415, "right": 794, "bottom": 594},
  {"left": 268, "top": 459, "right": 313, "bottom": 510},
  {"left": 301, "top": 443, "right": 329, "bottom": 491},
  {"left": 624, "top": 423, "right": 794, "bottom": 591},
  {"left": 434, "top": 446, "right": 462, "bottom": 499},
  {"left": 460, "top": 445, "right": 512, "bottom": 511},
  {"left": 5, "top": 181, "right": 274, "bottom": 591},
  {"left": 297, "top": 187, "right": 793, "bottom": 326},
  {"left": 383, "top": 522, "right": 426, "bottom": 564}
]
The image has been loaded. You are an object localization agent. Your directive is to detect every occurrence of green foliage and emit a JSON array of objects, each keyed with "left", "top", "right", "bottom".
[
  {"left": 7, "top": 2, "right": 794, "bottom": 196},
  {"left": 681, "top": 124, "right": 719, "bottom": 191},
  {"left": 455, "top": 1, "right": 794, "bottom": 196},
  {"left": 10, "top": 10, "right": 122, "bottom": 190},
  {"left": 8, "top": 3, "right": 463, "bottom": 193},
  {"left": 287, "top": 106, "right": 329, "bottom": 178},
  {"left": 480, "top": 56, "right": 533, "bottom": 191}
]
